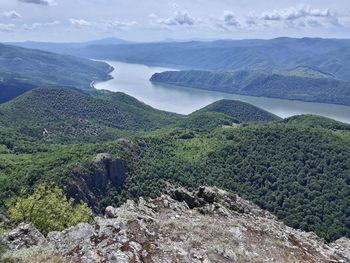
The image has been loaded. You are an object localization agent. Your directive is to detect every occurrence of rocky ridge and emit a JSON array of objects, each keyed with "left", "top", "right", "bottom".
[{"left": 1, "top": 186, "right": 349, "bottom": 263}]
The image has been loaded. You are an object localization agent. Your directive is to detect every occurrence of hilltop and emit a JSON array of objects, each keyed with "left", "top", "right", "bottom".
[{"left": 194, "top": 99, "right": 280, "bottom": 123}]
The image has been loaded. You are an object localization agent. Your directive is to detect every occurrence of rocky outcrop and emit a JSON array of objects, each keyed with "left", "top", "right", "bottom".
[
  {"left": 2, "top": 223, "right": 45, "bottom": 250},
  {"left": 67, "top": 153, "right": 127, "bottom": 212},
  {"left": 2, "top": 186, "right": 350, "bottom": 263},
  {"left": 92, "top": 153, "right": 127, "bottom": 190}
]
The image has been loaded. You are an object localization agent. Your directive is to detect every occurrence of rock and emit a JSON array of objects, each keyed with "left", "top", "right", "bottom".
[
  {"left": 197, "top": 186, "right": 217, "bottom": 204},
  {"left": 66, "top": 153, "right": 128, "bottom": 213},
  {"left": 2, "top": 223, "right": 45, "bottom": 250},
  {"left": 105, "top": 206, "right": 118, "bottom": 218},
  {"left": 331, "top": 237, "right": 350, "bottom": 261},
  {"left": 4, "top": 186, "right": 350, "bottom": 263},
  {"left": 170, "top": 187, "right": 203, "bottom": 209}
]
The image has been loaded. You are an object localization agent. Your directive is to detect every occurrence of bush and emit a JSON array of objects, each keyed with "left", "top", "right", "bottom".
[{"left": 8, "top": 184, "right": 93, "bottom": 235}]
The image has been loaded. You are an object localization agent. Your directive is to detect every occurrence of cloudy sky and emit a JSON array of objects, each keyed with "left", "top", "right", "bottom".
[{"left": 0, "top": 0, "right": 349, "bottom": 42}]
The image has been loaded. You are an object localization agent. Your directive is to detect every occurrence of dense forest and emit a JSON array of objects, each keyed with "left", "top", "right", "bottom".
[{"left": 0, "top": 88, "right": 349, "bottom": 242}]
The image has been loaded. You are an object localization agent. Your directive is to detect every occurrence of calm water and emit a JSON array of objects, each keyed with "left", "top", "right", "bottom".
[{"left": 95, "top": 61, "right": 350, "bottom": 123}]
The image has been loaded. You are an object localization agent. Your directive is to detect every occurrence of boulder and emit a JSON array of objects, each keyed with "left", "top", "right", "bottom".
[
  {"left": 2, "top": 223, "right": 45, "bottom": 250},
  {"left": 170, "top": 187, "right": 203, "bottom": 209}
]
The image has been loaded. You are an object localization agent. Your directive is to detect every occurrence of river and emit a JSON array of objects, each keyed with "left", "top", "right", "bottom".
[{"left": 94, "top": 61, "right": 350, "bottom": 123}]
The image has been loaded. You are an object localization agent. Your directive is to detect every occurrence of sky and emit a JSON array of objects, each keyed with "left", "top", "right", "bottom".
[{"left": 0, "top": 0, "right": 349, "bottom": 42}]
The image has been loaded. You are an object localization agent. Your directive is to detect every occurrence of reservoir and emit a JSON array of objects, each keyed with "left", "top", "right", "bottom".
[{"left": 95, "top": 61, "right": 350, "bottom": 123}]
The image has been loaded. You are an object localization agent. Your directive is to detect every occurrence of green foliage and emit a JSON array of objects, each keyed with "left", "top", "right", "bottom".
[
  {"left": 177, "top": 111, "right": 237, "bottom": 130},
  {"left": 0, "top": 88, "right": 181, "bottom": 142},
  {"left": 8, "top": 184, "right": 93, "bottom": 235},
  {"left": 194, "top": 99, "right": 280, "bottom": 123},
  {"left": 124, "top": 122, "right": 350, "bottom": 242}
]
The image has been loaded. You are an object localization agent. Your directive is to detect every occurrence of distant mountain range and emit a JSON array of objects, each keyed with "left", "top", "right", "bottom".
[
  {"left": 7, "top": 37, "right": 130, "bottom": 54},
  {"left": 10, "top": 37, "right": 350, "bottom": 81}
]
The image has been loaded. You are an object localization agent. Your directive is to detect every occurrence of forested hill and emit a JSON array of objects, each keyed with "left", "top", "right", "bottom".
[
  {"left": 0, "top": 43, "right": 112, "bottom": 103},
  {"left": 0, "top": 88, "right": 283, "bottom": 142},
  {"left": 19, "top": 37, "right": 350, "bottom": 81},
  {"left": 193, "top": 99, "right": 281, "bottom": 122},
  {"left": 0, "top": 88, "right": 182, "bottom": 142},
  {"left": 150, "top": 69, "right": 350, "bottom": 106}
]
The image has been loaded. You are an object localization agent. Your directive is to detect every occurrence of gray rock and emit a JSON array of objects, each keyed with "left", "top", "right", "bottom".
[
  {"left": 2, "top": 223, "right": 45, "bottom": 250},
  {"left": 4, "top": 186, "right": 350, "bottom": 263},
  {"left": 105, "top": 205, "right": 118, "bottom": 218},
  {"left": 47, "top": 223, "right": 95, "bottom": 254}
]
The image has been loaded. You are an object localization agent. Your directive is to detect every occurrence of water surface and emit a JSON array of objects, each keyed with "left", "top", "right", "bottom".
[{"left": 95, "top": 61, "right": 350, "bottom": 123}]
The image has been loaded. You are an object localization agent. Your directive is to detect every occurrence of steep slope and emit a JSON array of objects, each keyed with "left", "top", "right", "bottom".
[
  {"left": 2, "top": 187, "right": 350, "bottom": 263},
  {"left": 151, "top": 69, "right": 350, "bottom": 106},
  {"left": 0, "top": 88, "right": 181, "bottom": 142},
  {"left": 0, "top": 43, "right": 112, "bottom": 103},
  {"left": 194, "top": 99, "right": 280, "bottom": 123}
]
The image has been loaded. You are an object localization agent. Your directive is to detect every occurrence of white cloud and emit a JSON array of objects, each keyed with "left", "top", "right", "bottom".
[
  {"left": 261, "top": 5, "right": 332, "bottom": 21},
  {"left": 18, "top": 0, "right": 56, "bottom": 6},
  {"left": 23, "top": 20, "right": 60, "bottom": 31},
  {"left": 0, "top": 23, "right": 15, "bottom": 32},
  {"left": 69, "top": 19, "right": 91, "bottom": 27},
  {"left": 105, "top": 20, "right": 137, "bottom": 31},
  {"left": 259, "top": 5, "right": 341, "bottom": 28},
  {"left": 214, "top": 11, "right": 240, "bottom": 31},
  {"left": 2, "top": 10, "right": 22, "bottom": 20},
  {"left": 223, "top": 11, "right": 240, "bottom": 27},
  {"left": 158, "top": 10, "right": 195, "bottom": 26}
]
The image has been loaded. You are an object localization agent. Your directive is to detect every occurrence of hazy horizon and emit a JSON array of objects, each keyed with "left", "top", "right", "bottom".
[{"left": 0, "top": 0, "right": 350, "bottom": 42}]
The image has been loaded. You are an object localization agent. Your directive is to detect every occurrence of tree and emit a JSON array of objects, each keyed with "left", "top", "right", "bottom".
[{"left": 8, "top": 184, "right": 93, "bottom": 234}]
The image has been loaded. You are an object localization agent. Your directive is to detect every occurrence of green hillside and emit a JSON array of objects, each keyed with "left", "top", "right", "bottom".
[
  {"left": 195, "top": 99, "right": 280, "bottom": 123},
  {"left": 0, "top": 43, "right": 112, "bottom": 103},
  {"left": 151, "top": 69, "right": 350, "bottom": 106},
  {"left": 0, "top": 88, "right": 182, "bottom": 142}
]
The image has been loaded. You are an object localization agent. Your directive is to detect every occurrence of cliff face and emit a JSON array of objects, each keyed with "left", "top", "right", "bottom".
[
  {"left": 2, "top": 186, "right": 350, "bottom": 263},
  {"left": 67, "top": 153, "right": 127, "bottom": 212}
]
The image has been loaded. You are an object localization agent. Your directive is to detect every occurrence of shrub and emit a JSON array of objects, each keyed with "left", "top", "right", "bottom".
[{"left": 8, "top": 184, "right": 93, "bottom": 235}]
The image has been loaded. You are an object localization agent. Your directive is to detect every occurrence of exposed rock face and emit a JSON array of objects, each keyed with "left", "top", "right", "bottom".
[
  {"left": 2, "top": 187, "right": 350, "bottom": 263},
  {"left": 2, "top": 223, "right": 45, "bottom": 250},
  {"left": 67, "top": 153, "right": 127, "bottom": 212},
  {"left": 92, "top": 153, "right": 127, "bottom": 190}
]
